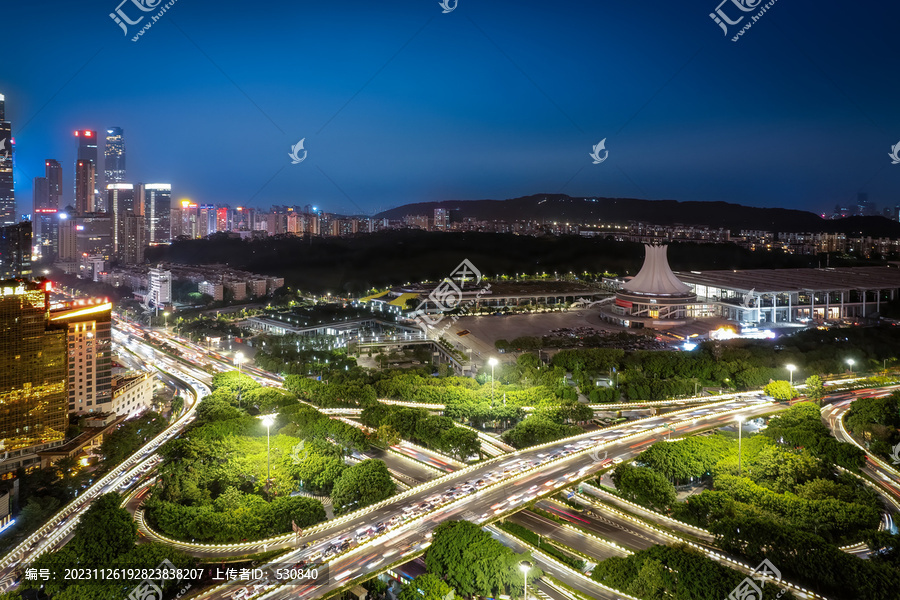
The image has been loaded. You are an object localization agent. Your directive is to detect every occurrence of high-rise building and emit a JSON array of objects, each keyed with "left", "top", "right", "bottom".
[
  {"left": 148, "top": 266, "right": 171, "bottom": 308},
  {"left": 199, "top": 204, "right": 216, "bottom": 237},
  {"left": 45, "top": 160, "right": 62, "bottom": 209},
  {"left": 104, "top": 127, "right": 125, "bottom": 184},
  {"left": 0, "top": 281, "right": 68, "bottom": 474},
  {"left": 33, "top": 209, "right": 60, "bottom": 262},
  {"left": 119, "top": 213, "right": 145, "bottom": 265},
  {"left": 107, "top": 183, "right": 136, "bottom": 256},
  {"left": 138, "top": 183, "right": 171, "bottom": 244},
  {"left": 0, "top": 222, "right": 32, "bottom": 279},
  {"left": 74, "top": 160, "right": 96, "bottom": 213},
  {"left": 170, "top": 200, "right": 198, "bottom": 239},
  {"left": 74, "top": 213, "right": 112, "bottom": 264},
  {"left": 50, "top": 299, "right": 112, "bottom": 414},
  {"left": 33, "top": 177, "right": 50, "bottom": 211},
  {"left": 74, "top": 131, "right": 98, "bottom": 213},
  {"left": 0, "top": 95, "right": 15, "bottom": 226},
  {"left": 216, "top": 207, "right": 230, "bottom": 232},
  {"left": 57, "top": 210, "right": 77, "bottom": 263},
  {"left": 434, "top": 208, "right": 449, "bottom": 231}
]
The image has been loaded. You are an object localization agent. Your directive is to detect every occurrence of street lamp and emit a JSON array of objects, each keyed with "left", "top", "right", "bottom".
[
  {"left": 736, "top": 416, "right": 744, "bottom": 476},
  {"left": 163, "top": 311, "right": 169, "bottom": 330},
  {"left": 519, "top": 560, "right": 532, "bottom": 600},
  {"left": 260, "top": 414, "right": 277, "bottom": 483},
  {"left": 489, "top": 357, "right": 498, "bottom": 406},
  {"left": 786, "top": 364, "right": 796, "bottom": 387},
  {"left": 235, "top": 351, "right": 245, "bottom": 372},
  {"left": 846, "top": 358, "right": 855, "bottom": 374}
]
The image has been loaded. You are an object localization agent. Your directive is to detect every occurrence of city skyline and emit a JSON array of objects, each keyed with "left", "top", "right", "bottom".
[{"left": 1, "top": 1, "right": 899, "bottom": 217}]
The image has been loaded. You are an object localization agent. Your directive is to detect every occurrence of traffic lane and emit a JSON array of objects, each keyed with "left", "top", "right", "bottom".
[
  {"left": 534, "top": 500, "right": 663, "bottom": 552},
  {"left": 508, "top": 510, "right": 630, "bottom": 561},
  {"left": 486, "top": 527, "right": 621, "bottom": 600},
  {"left": 141, "top": 400, "right": 779, "bottom": 559},
  {"left": 364, "top": 447, "right": 438, "bottom": 485}
]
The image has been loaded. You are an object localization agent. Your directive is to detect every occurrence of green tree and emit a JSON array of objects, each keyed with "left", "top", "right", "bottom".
[
  {"left": 377, "top": 424, "right": 401, "bottom": 447},
  {"left": 611, "top": 463, "right": 677, "bottom": 511},
  {"left": 331, "top": 459, "right": 395, "bottom": 514},
  {"left": 67, "top": 493, "right": 137, "bottom": 565},
  {"left": 398, "top": 574, "right": 455, "bottom": 600},
  {"left": 804, "top": 375, "right": 825, "bottom": 405},
  {"left": 763, "top": 380, "right": 798, "bottom": 400}
]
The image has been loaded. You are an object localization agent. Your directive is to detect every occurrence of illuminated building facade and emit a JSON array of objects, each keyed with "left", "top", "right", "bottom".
[
  {"left": 104, "top": 127, "right": 125, "bottom": 184},
  {"left": 45, "top": 160, "right": 62, "bottom": 209},
  {"left": 0, "top": 94, "right": 15, "bottom": 226},
  {"left": 0, "top": 222, "right": 32, "bottom": 279},
  {"left": 0, "top": 281, "right": 67, "bottom": 476},
  {"left": 33, "top": 209, "right": 59, "bottom": 261},
  {"left": 74, "top": 130, "right": 98, "bottom": 213},
  {"left": 50, "top": 299, "right": 113, "bottom": 414},
  {"left": 139, "top": 183, "right": 171, "bottom": 244}
]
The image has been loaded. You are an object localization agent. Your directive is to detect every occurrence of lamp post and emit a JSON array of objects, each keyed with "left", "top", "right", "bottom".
[
  {"left": 847, "top": 358, "right": 855, "bottom": 374},
  {"left": 163, "top": 311, "right": 169, "bottom": 331},
  {"left": 737, "top": 416, "right": 744, "bottom": 476},
  {"left": 786, "top": 364, "right": 796, "bottom": 387},
  {"left": 260, "top": 414, "right": 276, "bottom": 483},
  {"left": 235, "top": 351, "right": 245, "bottom": 373},
  {"left": 489, "top": 357, "right": 498, "bottom": 406},
  {"left": 519, "top": 560, "right": 532, "bottom": 600}
]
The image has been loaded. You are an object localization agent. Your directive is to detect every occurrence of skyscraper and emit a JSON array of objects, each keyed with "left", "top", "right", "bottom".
[
  {"left": 0, "top": 281, "right": 68, "bottom": 469},
  {"left": 0, "top": 222, "right": 32, "bottom": 279},
  {"left": 104, "top": 127, "right": 125, "bottom": 185},
  {"left": 50, "top": 299, "right": 113, "bottom": 414},
  {"left": 119, "top": 213, "right": 145, "bottom": 265},
  {"left": 434, "top": 208, "right": 449, "bottom": 231},
  {"left": 45, "top": 160, "right": 62, "bottom": 209},
  {"left": 33, "top": 209, "right": 59, "bottom": 262},
  {"left": 138, "top": 183, "right": 171, "bottom": 244},
  {"left": 74, "top": 131, "right": 98, "bottom": 213},
  {"left": 107, "top": 183, "right": 136, "bottom": 256},
  {"left": 33, "top": 177, "right": 50, "bottom": 211},
  {"left": 0, "top": 95, "right": 15, "bottom": 226}
]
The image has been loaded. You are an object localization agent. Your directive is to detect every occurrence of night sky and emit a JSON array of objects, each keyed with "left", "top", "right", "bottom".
[{"left": 3, "top": 0, "right": 900, "bottom": 216}]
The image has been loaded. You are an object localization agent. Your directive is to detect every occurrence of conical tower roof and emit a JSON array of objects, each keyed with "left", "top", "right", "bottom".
[{"left": 621, "top": 244, "right": 692, "bottom": 296}]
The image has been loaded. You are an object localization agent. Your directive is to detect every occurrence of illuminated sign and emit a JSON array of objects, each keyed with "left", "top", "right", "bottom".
[
  {"left": 615, "top": 298, "right": 633, "bottom": 309},
  {"left": 0, "top": 285, "right": 26, "bottom": 296}
]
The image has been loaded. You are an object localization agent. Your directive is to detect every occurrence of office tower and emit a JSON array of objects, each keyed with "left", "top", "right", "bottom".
[
  {"left": 0, "top": 95, "right": 15, "bottom": 226},
  {"left": 45, "top": 160, "right": 62, "bottom": 209},
  {"left": 33, "top": 209, "right": 60, "bottom": 262},
  {"left": 74, "top": 160, "right": 96, "bottom": 213},
  {"left": 74, "top": 131, "right": 97, "bottom": 213},
  {"left": 138, "top": 183, "right": 171, "bottom": 244},
  {"left": 434, "top": 208, "right": 449, "bottom": 231},
  {"left": 50, "top": 299, "right": 112, "bottom": 414},
  {"left": 33, "top": 177, "right": 50, "bottom": 256},
  {"left": 57, "top": 210, "right": 76, "bottom": 262},
  {"left": 0, "top": 281, "right": 67, "bottom": 473},
  {"left": 119, "top": 213, "right": 145, "bottom": 265},
  {"left": 74, "top": 214, "right": 112, "bottom": 263},
  {"left": 107, "top": 183, "right": 136, "bottom": 255},
  {"left": 0, "top": 222, "right": 32, "bottom": 279},
  {"left": 33, "top": 177, "right": 50, "bottom": 211},
  {"left": 148, "top": 266, "right": 171, "bottom": 308},
  {"left": 104, "top": 127, "right": 125, "bottom": 184},
  {"left": 233, "top": 207, "right": 253, "bottom": 230}
]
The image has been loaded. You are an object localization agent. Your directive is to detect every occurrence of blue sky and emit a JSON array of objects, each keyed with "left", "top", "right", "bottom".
[{"left": 3, "top": 0, "right": 899, "bottom": 216}]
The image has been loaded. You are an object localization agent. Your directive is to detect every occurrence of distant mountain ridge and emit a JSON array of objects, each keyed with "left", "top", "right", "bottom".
[{"left": 374, "top": 194, "right": 900, "bottom": 236}]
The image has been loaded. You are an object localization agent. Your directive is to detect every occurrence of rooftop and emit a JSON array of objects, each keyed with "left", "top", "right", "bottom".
[{"left": 676, "top": 266, "right": 900, "bottom": 294}]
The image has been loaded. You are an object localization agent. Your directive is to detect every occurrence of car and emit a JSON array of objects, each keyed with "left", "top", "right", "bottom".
[{"left": 612, "top": 457, "right": 624, "bottom": 464}]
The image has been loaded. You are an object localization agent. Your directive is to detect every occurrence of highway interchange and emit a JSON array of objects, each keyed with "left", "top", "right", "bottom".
[{"left": 0, "top": 317, "right": 898, "bottom": 600}]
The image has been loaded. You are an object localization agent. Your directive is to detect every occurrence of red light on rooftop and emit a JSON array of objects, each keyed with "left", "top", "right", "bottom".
[
  {"left": 44, "top": 281, "right": 53, "bottom": 292},
  {"left": 74, "top": 131, "right": 79, "bottom": 136},
  {"left": 85, "top": 131, "right": 92, "bottom": 137}
]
